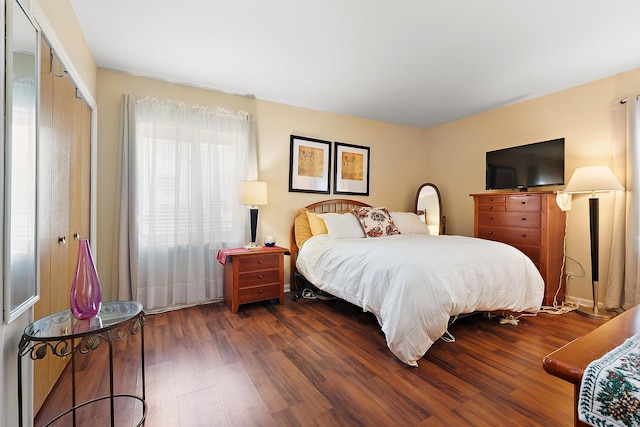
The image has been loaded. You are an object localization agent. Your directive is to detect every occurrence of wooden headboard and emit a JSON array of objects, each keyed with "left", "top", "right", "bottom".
[{"left": 289, "top": 199, "right": 371, "bottom": 288}]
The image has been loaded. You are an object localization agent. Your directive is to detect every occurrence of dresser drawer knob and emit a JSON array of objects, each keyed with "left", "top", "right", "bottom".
[
  {"left": 489, "top": 216, "right": 494, "bottom": 220},
  {"left": 489, "top": 206, "right": 494, "bottom": 210},
  {"left": 521, "top": 233, "right": 527, "bottom": 238},
  {"left": 259, "top": 289, "right": 264, "bottom": 294},
  {"left": 257, "top": 260, "right": 263, "bottom": 264},
  {"left": 521, "top": 217, "right": 527, "bottom": 221},
  {"left": 488, "top": 231, "right": 493, "bottom": 235},
  {"left": 521, "top": 201, "right": 526, "bottom": 205},
  {"left": 257, "top": 274, "right": 263, "bottom": 279}
]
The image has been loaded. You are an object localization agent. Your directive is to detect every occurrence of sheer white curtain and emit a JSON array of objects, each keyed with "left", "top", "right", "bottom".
[
  {"left": 114, "top": 95, "right": 257, "bottom": 312},
  {"left": 622, "top": 96, "right": 640, "bottom": 309},
  {"left": 604, "top": 98, "right": 628, "bottom": 309}
]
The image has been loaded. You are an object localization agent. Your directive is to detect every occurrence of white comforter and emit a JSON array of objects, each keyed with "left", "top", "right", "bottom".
[{"left": 296, "top": 234, "right": 544, "bottom": 366}]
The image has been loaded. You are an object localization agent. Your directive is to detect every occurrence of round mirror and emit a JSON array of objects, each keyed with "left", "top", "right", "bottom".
[{"left": 415, "top": 183, "right": 445, "bottom": 235}]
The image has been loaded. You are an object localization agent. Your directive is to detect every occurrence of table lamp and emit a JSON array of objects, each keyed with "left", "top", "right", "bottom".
[
  {"left": 239, "top": 181, "right": 268, "bottom": 248},
  {"left": 564, "top": 166, "right": 624, "bottom": 320}
]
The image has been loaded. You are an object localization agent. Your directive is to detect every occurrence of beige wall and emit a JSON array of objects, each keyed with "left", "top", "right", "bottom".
[
  {"left": 422, "top": 67, "right": 640, "bottom": 304},
  {"left": 96, "top": 69, "right": 426, "bottom": 299}
]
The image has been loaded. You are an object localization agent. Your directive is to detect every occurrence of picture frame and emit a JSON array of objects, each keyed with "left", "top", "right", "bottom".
[
  {"left": 334, "top": 142, "right": 370, "bottom": 196},
  {"left": 289, "top": 135, "right": 331, "bottom": 194}
]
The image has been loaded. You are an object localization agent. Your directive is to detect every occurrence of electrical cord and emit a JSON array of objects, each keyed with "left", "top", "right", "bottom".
[
  {"left": 300, "top": 287, "right": 336, "bottom": 301},
  {"left": 538, "top": 213, "right": 580, "bottom": 315}
]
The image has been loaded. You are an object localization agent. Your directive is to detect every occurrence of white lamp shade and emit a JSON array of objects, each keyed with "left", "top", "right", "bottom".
[
  {"left": 239, "top": 181, "right": 268, "bottom": 205},
  {"left": 564, "top": 166, "right": 624, "bottom": 194}
]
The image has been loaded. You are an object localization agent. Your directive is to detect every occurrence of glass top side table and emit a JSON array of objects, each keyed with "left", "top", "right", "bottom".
[{"left": 18, "top": 301, "right": 147, "bottom": 427}]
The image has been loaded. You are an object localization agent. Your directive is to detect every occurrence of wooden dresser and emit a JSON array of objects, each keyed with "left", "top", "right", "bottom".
[
  {"left": 222, "top": 246, "right": 289, "bottom": 313},
  {"left": 471, "top": 191, "right": 566, "bottom": 306}
]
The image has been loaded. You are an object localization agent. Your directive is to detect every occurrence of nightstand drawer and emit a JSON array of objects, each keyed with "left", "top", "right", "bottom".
[
  {"left": 237, "top": 253, "right": 279, "bottom": 272},
  {"left": 237, "top": 269, "right": 279, "bottom": 288},
  {"left": 239, "top": 284, "right": 281, "bottom": 303}
]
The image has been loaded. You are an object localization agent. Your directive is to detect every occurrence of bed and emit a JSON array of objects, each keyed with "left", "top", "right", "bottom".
[{"left": 290, "top": 199, "right": 545, "bottom": 367}]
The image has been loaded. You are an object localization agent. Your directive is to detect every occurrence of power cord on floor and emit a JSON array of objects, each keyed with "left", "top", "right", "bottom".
[
  {"left": 440, "top": 330, "right": 456, "bottom": 343},
  {"left": 486, "top": 311, "right": 539, "bottom": 326},
  {"left": 499, "top": 315, "right": 520, "bottom": 325},
  {"left": 300, "top": 287, "right": 336, "bottom": 301}
]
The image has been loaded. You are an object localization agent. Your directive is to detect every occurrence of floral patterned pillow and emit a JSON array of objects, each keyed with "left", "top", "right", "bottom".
[{"left": 352, "top": 207, "right": 401, "bottom": 238}]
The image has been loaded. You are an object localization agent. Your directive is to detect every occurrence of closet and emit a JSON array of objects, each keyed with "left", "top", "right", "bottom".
[{"left": 33, "top": 35, "right": 92, "bottom": 413}]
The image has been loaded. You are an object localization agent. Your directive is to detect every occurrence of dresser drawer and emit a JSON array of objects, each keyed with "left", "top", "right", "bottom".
[
  {"left": 477, "top": 195, "right": 506, "bottom": 212},
  {"left": 477, "top": 211, "right": 541, "bottom": 228},
  {"left": 239, "top": 283, "right": 281, "bottom": 303},
  {"left": 506, "top": 195, "right": 541, "bottom": 212},
  {"left": 512, "top": 244, "right": 541, "bottom": 264},
  {"left": 236, "top": 253, "right": 279, "bottom": 272},
  {"left": 237, "top": 269, "right": 280, "bottom": 288},
  {"left": 476, "top": 195, "right": 506, "bottom": 205},
  {"left": 477, "top": 226, "right": 541, "bottom": 246}
]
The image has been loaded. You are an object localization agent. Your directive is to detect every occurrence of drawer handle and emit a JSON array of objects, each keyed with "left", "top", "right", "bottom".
[
  {"left": 257, "top": 260, "right": 263, "bottom": 264},
  {"left": 489, "top": 206, "right": 494, "bottom": 210},
  {"left": 257, "top": 274, "right": 263, "bottom": 279},
  {"left": 489, "top": 216, "right": 494, "bottom": 220},
  {"left": 488, "top": 231, "right": 493, "bottom": 235},
  {"left": 521, "top": 233, "right": 527, "bottom": 238},
  {"left": 259, "top": 289, "right": 264, "bottom": 294},
  {"left": 489, "top": 198, "right": 494, "bottom": 202},
  {"left": 521, "top": 217, "right": 527, "bottom": 221},
  {"left": 521, "top": 201, "right": 526, "bottom": 205}
]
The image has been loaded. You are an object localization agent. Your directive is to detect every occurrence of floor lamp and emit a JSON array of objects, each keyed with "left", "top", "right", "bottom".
[
  {"left": 239, "top": 181, "right": 268, "bottom": 248},
  {"left": 564, "top": 166, "right": 624, "bottom": 320}
]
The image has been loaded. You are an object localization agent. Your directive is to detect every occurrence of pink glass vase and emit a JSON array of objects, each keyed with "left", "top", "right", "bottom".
[{"left": 70, "top": 238, "right": 102, "bottom": 319}]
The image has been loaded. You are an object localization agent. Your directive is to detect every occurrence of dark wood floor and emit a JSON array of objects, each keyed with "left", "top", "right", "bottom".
[{"left": 35, "top": 292, "right": 603, "bottom": 426}]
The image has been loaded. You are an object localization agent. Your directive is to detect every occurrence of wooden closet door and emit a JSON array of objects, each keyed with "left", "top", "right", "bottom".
[
  {"left": 33, "top": 36, "right": 93, "bottom": 414},
  {"left": 50, "top": 53, "right": 74, "bottom": 317},
  {"left": 34, "top": 44, "right": 73, "bottom": 413},
  {"left": 79, "top": 101, "right": 92, "bottom": 239},
  {"left": 67, "top": 81, "right": 82, "bottom": 283}
]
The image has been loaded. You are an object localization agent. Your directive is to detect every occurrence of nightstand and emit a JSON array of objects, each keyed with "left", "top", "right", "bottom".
[{"left": 219, "top": 246, "right": 289, "bottom": 313}]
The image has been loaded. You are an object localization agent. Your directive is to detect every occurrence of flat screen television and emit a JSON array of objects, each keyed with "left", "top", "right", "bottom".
[{"left": 486, "top": 138, "right": 565, "bottom": 191}]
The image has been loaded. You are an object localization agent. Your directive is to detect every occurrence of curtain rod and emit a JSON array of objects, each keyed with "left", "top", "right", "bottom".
[{"left": 620, "top": 94, "right": 640, "bottom": 104}]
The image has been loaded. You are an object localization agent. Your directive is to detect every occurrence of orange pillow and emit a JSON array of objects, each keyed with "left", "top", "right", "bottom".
[
  {"left": 306, "top": 211, "right": 328, "bottom": 236},
  {"left": 294, "top": 208, "right": 313, "bottom": 248}
]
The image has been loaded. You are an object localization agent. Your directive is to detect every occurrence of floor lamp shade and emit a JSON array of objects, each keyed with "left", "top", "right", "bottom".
[
  {"left": 239, "top": 181, "right": 268, "bottom": 247},
  {"left": 564, "top": 166, "right": 624, "bottom": 320}
]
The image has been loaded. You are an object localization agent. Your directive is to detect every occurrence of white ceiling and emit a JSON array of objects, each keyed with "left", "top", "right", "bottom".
[{"left": 68, "top": 0, "right": 640, "bottom": 128}]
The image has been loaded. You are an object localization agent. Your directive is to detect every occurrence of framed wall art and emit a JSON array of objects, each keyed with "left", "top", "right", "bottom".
[
  {"left": 289, "top": 135, "right": 331, "bottom": 194},
  {"left": 334, "top": 142, "right": 370, "bottom": 196}
]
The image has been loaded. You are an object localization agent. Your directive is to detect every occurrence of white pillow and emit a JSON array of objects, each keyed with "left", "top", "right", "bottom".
[
  {"left": 390, "top": 212, "right": 430, "bottom": 235},
  {"left": 318, "top": 213, "right": 365, "bottom": 238}
]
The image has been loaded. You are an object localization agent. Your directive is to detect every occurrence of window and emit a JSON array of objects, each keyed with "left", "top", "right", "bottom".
[{"left": 118, "top": 96, "right": 256, "bottom": 311}]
